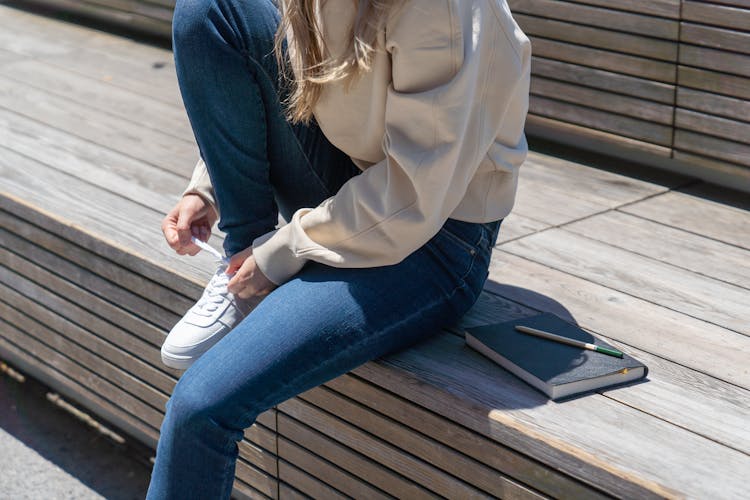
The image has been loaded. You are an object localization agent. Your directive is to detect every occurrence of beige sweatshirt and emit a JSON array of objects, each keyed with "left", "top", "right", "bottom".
[{"left": 184, "top": 0, "right": 531, "bottom": 285}]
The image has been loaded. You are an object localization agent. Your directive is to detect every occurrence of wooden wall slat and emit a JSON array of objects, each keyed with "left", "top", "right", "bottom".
[{"left": 682, "top": 1, "right": 750, "bottom": 31}]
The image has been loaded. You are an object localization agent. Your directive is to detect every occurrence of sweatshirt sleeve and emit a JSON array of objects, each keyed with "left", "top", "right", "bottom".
[
  {"left": 182, "top": 156, "right": 220, "bottom": 217},
  {"left": 252, "top": 0, "right": 528, "bottom": 285}
]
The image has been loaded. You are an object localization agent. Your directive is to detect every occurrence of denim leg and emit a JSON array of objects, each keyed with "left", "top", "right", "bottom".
[
  {"left": 172, "top": 0, "right": 360, "bottom": 257},
  {"left": 146, "top": 216, "right": 495, "bottom": 500}
]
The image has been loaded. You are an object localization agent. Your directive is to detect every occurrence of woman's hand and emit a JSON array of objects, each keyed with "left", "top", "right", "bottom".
[
  {"left": 162, "top": 194, "right": 218, "bottom": 255},
  {"left": 227, "top": 247, "right": 278, "bottom": 299}
]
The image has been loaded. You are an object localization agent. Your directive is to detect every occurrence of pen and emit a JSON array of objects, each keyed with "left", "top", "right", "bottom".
[{"left": 514, "top": 325, "right": 624, "bottom": 358}]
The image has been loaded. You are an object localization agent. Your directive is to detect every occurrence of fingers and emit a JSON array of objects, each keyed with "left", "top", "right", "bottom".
[
  {"left": 162, "top": 195, "right": 216, "bottom": 256},
  {"left": 227, "top": 252, "right": 278, "bottom": 299}
]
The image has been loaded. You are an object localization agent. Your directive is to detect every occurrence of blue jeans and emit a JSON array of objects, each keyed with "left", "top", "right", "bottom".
[{"left": 147, "top": 0, "right": 502, "bottom": 498}]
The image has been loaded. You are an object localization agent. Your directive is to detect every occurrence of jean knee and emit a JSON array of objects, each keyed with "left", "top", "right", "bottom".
[{"left": 173, "top": 0, "right": 279, "bottom": 60}]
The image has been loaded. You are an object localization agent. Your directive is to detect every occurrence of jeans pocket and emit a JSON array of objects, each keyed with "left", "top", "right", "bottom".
[{"left": 437, "top": 218, "right": 485, "bottom": 257}]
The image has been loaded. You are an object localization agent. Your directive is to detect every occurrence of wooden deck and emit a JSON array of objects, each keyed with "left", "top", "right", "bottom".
[{"left": 1, "top": 4, "right": 749, "bottom": 499}]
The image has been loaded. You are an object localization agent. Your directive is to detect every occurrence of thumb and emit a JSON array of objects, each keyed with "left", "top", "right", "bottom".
[{"left": 227, "top": 248, "right": 251, "bottom": 274}]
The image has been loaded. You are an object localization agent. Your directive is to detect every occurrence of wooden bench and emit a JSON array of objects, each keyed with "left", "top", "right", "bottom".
[
  {"left": 1, "top": 3, "right": 749, "bottom": 499},
  {"left": 20, "top": 0, "right": 750, "bottom": 192}
]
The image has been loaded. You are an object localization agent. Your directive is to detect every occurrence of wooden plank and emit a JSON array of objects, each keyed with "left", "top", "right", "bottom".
[
  {"left": 277, "top": 458, "right": 349, "bottom": 500},
  {"left": 678, "top": 66, "right": 750, "bottom": 100},
  {"left": 483, "top": 250, "right": 750, "bottom": 389},
  {"left": 620, "top": 184, "right": 750, "bottom": 250},
  {"left": 232, "top": 475, "right": 273, "bottom": 500},
  {"left": 673, "top": 130, "right": 750, "bottom": 168},
  {"left": 675, "top": 108, "right": 750, "bottom": 146},
  {"left": 680, "top": 22, "right": 750, "bottom": 55},
  {"left": 324, "top": 373, "right": 603, "bottom": 499},
  {"left": 0, "top": 210, "right": 195, "bottom": 315},
  {"left": 277, "top": 411, "right": 437, "bottom": 499},
  {"left": 559, "top": 0, "right": 680, "bottom": 18},
  {"left": 0, "top": 248, "right": 168, "bottom": 350},
  {"left": 530, "top": 38, "right": 676, "bottom": 83},
  {"left": 564, "top": 210, "right": 750, "bottom": 289},
  {"left": 234, "top": 458, "right": 278, "bottom": 499},
  {"left": 672, "top": 151, "right": 750, "bottom": 191},
  {"left": 0, "top": 281, "right": 175, "bottom": 398},
  {"left": 460, "top": 290, "right": 750, "bottom": 455},
  {"left": 508, "top": 0, "right": 680, "bottom": 39},
  {"left": 512, "top": 147, "right": 680, "bottom": 226},
  {"left": 531, "top": 57, "right": 676, "bottom": 104},
  {"left": 0, "top": 59, "right": 193, "bottom": 142},
  {"left": 277, "top": 436, "right": 392, "bottom": 500},
  {"left": 0, "top": 146, "right": 215, "bottom": 297},
  {"left": 297, "top": 385, "right": 525, "bottom": 499},
  {"left": 679, "top": 45, "right": 750, "bottom": 79},
  {"left": 529, "top": 96, "right": 673, "bottom": 146},
  {"left": 682, "top": 1, "right": 750, "bottom": 32},
  {"left": 676, "top": 87, "right": 750, "bottom": 123},
  {"left": 531, "top": 77, "right": 674, "bottom": 125},
  {"left": 278, "top": 398, "right": 488, "bottom": 499},
  {"left": 516, "top": 13, "right": 677, "bottom": 61},
  {"left": 500, "top": 228, "right": 750, "bottom": 335},
  {"left": 353, "top": 333, "right": 750, "bottom": 499},
  {"left": 495, "top": 212, "right": 549, "bottom": 244},
  {"left": 525, "top": 115, "right": 673, "bottom": 160},
  {"left": 0, "top": 75, "right": 198, "bottom": 178},
  {"left": 1, "top": 227, "right": 181, "bottom": 331}
]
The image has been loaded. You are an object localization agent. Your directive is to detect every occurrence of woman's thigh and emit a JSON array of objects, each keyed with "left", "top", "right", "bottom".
[{"left": 169, "top": 219, "right": 494, "bottom": 430}]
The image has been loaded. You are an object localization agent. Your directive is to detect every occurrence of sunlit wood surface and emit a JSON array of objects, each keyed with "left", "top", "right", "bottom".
[{"left": 1, "top": 4, "right": 748, "bottom": 499}]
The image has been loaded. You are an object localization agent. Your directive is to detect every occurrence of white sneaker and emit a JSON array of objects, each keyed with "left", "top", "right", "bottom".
[{"left": 161, "top": 263, "right": 256, "bottom": 370}]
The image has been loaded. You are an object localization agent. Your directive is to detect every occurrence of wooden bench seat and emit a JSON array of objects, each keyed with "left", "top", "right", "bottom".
[{"left": 1, "top": 4, "right": 749, "bottom": 499}]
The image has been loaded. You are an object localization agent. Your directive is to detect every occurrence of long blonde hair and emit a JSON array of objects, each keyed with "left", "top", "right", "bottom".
[{"left": 274, "top": 0, "right": 396, "bottom": 124}]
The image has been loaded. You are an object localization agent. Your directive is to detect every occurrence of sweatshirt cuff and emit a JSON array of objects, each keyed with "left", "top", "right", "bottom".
[
  {"left": 252, "top": 223, "right": 308, "bottom": 286},
  {"left": 182, "top": 159, "right": 220, "bottom": 217}
]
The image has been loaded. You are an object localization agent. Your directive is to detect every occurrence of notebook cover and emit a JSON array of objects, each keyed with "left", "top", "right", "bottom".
[{"left": 464, "top": 313, "right": 647, "bottom": 394}]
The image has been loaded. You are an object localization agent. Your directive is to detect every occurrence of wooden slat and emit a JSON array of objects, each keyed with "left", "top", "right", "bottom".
[
  {"left": 1, "top": 227, "right": 181, "bottom": 331},
  {"left": 278, "top": 435, "right": 392, "bottom": 500},
  {"left": 679, "top": 45, "right": 750, "bottom": 79},
  {"left": 678, "top": 66, "right": 750, "bottom": 101},
  {"left": 516, "top": 13, "right": 677, "bottom": 61},
  {"left": 459, "top": 290, "right": 750, "bottom": 455},
  {"left": 529, "top": 38, "right": 676, "bottom": 83},
  {"left": 278, "top": 458, "right": 350, "bottom": 500},
  {"left": 297, "top": 385, "right": 530, "bottom": 499},
  {"left": 0, "top": 146, "right": 214, "bottom": 297},
  {"left": 675, "top": 108, "right": 750, "bottom": 146},
  {"left": 484, "top": 250, "right": 750, "bottom": 389},
  {"left": 500, "top": 228, "right": 750, "bottom": 335},
  {"left": 509, "top": 0, "right": 680, "bottom": 39},
  {"left": 531, "top": 57, "right": 675, "bottom": 104},
  {"left": 278, "top": 412, "right": 435, "bottom": 499},
  {"left": 681, "top": 1, "right": 750, "bottom": 31},
  {"left": 531, "top": 77, "right": 673, "bottom": 124},
  {"left": 353, "top": 333, "right": 750, "bottom": 499},
  {"left": 680, "top": 22, "right": 750, "bottom": 55},
  {"left": 0, "top": 210, "right": 194, "bottom": 316},
  {"left": 564, "top": 210, "right": 750, "bottom": 289},
  {"left": 529, "top": 96, "right": 673, "bottom": 146},
  {"left": 620, "top": 184, "right": 750, "bottom": 250},
  {"left": 563, "top": 0, "right": 680, "bottom": 19},
  {"left": 324, "top": 373, "right": 602, "bottom": 499},
  {"left": 278, "top": 398, "right": 488, "bottom": 499},
  {"left": 0, "top": 59, "right": 194, "bottom": 142},
  {"left": 676, "top": 87, "right": 750, "bottom": 123},
  {"left": 673, "top": 130, "right": 750, "bottom": 168},
  {"left": 0, "top": 75, "right": 198, "bottom": 178}
]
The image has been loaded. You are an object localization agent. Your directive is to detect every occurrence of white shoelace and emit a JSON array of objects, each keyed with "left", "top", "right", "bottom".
[{"left": 190, "top": 237, "right": 232, "bottom": 316}]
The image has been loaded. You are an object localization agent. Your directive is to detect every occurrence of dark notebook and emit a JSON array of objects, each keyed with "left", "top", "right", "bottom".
[{"left": 464, "top": 313, "right": 648, "bottom": 400}]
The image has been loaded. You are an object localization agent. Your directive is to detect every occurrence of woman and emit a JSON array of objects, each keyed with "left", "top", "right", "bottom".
[{"left": 149, "top": 0, "right": 530, "bottom": 497}]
